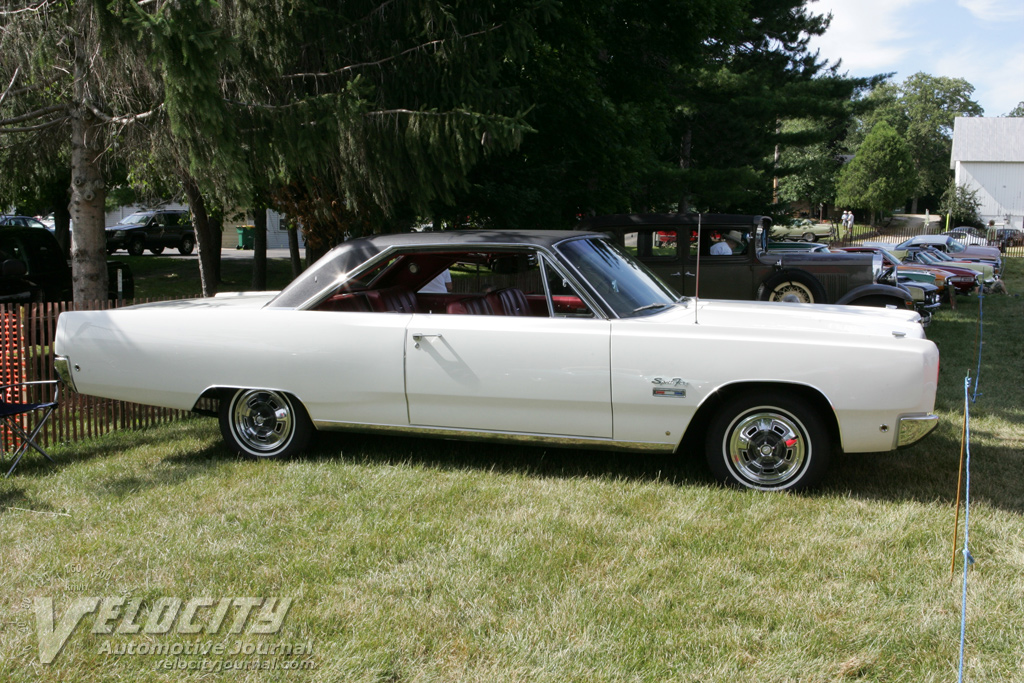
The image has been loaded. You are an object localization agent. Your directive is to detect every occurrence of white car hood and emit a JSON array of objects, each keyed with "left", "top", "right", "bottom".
[{"left": 648, "top": 298, "right": 925, "bottom": 339}]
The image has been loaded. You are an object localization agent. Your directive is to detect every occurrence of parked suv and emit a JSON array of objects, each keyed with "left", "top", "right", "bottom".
[
  {"left": 0, "top": 225, "right": 133, "bottom": 302},
  {"left": 577, "top": 213, "right": 914, "bottom": 309},
  {"left": 106, "top": 209, "right": 196, "bottom": 256}
]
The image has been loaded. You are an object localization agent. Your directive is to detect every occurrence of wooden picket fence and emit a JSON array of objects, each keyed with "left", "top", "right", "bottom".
[{"left": 0, "top": 299, "right": 200, "bottom": 452}]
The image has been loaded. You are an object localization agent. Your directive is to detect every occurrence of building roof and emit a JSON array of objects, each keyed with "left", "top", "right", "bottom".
[{"left": 950, "top": 117, "right": 1024, "bottom": 167}]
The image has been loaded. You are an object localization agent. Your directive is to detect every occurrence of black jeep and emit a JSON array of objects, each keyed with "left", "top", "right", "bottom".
[
  {"left": 577, "top": 213, "right": 914, "bottom": 309},
  {"left": 106, "top": 209, "right": 196, "bottom": 256}
]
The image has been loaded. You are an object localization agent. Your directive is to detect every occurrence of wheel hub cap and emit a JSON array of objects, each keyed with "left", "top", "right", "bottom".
[
  {"left": 727, "top": 411, "right": 808, "bottom": 487},
  {"left": 231, "top": 390, "right": 294, "bottom": 454}
]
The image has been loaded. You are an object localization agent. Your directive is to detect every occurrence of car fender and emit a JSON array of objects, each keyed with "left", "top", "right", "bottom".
[{"left": 835, "top": 283, "right": 913, "bottom": 306}]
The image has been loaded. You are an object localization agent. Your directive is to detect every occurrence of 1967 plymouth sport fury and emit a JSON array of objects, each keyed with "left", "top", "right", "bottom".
[{"left": 54, "top": 230, "right": 940, "bottom": 491}]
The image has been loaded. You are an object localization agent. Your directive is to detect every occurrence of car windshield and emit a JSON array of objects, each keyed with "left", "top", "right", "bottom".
[
  {"left": 944, "top": 238, "right": 966, "bottom": 254},
  {"left": 876, "top": 248, "right": 902, "bottom": 265},
  {"left": 555, "top": 237, "right": 679, "bottom": 317},
  {"left": 117, "top": 212, "right": 153, "bottom": 225},
  {"left": 913, "top": 250, "right": 943, "bottom": 264}
]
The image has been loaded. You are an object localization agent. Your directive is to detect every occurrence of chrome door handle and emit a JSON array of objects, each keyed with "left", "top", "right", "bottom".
[{"left": 412, "top": 332, "right": 442, "bottom": 348}]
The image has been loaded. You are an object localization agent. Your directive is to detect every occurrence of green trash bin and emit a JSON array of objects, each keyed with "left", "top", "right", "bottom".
[{"left": 236, "top": 225, "right": 255, "bottom": 250}]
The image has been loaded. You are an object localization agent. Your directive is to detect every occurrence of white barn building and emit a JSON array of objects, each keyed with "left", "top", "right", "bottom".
[{"left": 950, "top": 117, "right": 1024, "bottom": 230}]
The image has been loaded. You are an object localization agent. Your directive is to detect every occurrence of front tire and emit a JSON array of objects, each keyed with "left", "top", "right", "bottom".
[
  {"left": 127, "top": 238, "right": 146, "bottom": 257},
  {"left": 802, "top": 232, "right": 817, "bottom": 242},
  {"left": 219, "top": 389, "right": 312, "bottom": 459},
  {"left": 705, "top": 391, "right": 831, "bottom": 491}
]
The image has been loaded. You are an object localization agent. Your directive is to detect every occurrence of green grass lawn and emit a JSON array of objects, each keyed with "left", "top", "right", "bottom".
[{"left": 2, "top": 261, "right": 1021, "bottom": 682}]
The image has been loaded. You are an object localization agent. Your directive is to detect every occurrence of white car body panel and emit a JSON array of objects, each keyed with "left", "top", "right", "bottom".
[
  {"left": 405, "top": 313, "right": 612, "bottom": 438},
  {"left": 609, "top": 302, "right": 936, "bottom": 452},
  {"left": 56, "top": 305, "right": 410, "bottom": 427},
  {"left": 55, "top": 294, "right": 937, "bottom": 454}
]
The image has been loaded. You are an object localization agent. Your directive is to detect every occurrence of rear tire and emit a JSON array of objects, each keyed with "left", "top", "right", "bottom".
[
  {"left": 757, "top": 270, "right": 827, "bottom": 304},
  {"left": 219, "top": 388, "right": 312, "bottom": 459},
  {"left": 179, "top": 235, "right": 195, "bottom": 255},
  {"left": 706, "top": 391, "right": 831, "bottom": 491}
]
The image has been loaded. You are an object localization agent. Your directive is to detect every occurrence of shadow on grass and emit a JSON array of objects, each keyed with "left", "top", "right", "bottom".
[
  {"left": 825, "top": 428, "right": 1024, "bottom": 514},
  {"left": 0, "top": 487, "right": 57, "bottom": 516},
  {"left": 163, "top": 429, "right": 719, "bottom": 490},
  {"left": 12, "top": 405, "right": 1020, "bottom": 514},
  {"left": 98, "top": 444, "right": 232, "bottom": 500}
]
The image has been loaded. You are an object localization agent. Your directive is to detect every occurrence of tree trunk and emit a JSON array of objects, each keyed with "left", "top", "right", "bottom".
[
  {"left": 182, "top": 173, "right": 219, "bottom": 297},
  {"left": 678, "top": 126, "right": 692, "bottom": 213},
  {"left": 53, "top": 203, "right": 72, "bottom": 255},
  {"left": 69, "top": 4, "right": 108, "bottom": 304},
  {"left": 287, "top": 221, "right": 303, "bottom": 277},
  {"left": 911, "top": 196, "right": 919, "bottom": 214},
  {"left": 251, "top": 205, "right": 267, "bottom": 290}
]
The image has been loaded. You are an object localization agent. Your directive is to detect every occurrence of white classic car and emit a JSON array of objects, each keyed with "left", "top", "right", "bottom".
[{"left": 54, "top": 231, "right": 940, "bottom": 491}]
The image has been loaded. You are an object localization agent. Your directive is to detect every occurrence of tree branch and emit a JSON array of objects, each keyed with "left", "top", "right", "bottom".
[
  {"left": 0, "top": 0, "right": 60, "bottom": 17},
  {"left": 0, "top": 68, "right": 18, "bottom": 109},
  {"left": 0, "top": 103, "right": 68, "bottom": 126},
  {"left": 0, "top": 116, "right": 69, "bottom": 134},
  {"left": 283, "top": 26, "right": 502, "bottom": 81},
  {"left": 85, "top": 102, "right": 162, "bottom": 125}
]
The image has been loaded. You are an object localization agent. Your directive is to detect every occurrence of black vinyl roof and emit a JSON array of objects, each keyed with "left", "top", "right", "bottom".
[{"left": 268, "top": 229, "right": 603, "bottom": 308}]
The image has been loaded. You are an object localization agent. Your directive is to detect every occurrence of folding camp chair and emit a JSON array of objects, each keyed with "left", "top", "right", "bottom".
[{"left": 1, "top": 380, "right": 59, "bottom": 477}]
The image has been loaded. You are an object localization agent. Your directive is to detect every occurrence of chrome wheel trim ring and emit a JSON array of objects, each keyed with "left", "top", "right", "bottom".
[
  {"left": 724, "top": 408, "right": 809, "bottom": 488},
  {"left": 230, "top": 390, "right": 295, "bottom": 455}
]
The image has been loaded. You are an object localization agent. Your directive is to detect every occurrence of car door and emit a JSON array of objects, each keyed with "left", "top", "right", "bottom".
[
  {"left": 678, "top": 227, "right": 757, "bottom": 299},
  {"left": 161, "top": 212, "right": 184, "bottom": 247},
  {"left": 404, "top": 258, "right": 613, "bottom": 439}
]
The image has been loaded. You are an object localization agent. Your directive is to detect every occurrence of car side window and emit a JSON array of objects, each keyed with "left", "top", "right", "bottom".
[
  {"left": 540, "top": 256, "right": 594, "bottom": 318},
  {"left": 623, "top": 230, "right": 677, "bottom": 260}
]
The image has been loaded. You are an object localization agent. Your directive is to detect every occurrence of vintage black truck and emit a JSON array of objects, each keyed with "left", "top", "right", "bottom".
[{"left": 577, "top": 213, "right": 914, "bottom": 309}]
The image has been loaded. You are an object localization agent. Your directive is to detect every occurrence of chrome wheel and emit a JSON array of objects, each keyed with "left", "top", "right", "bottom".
[
  {"left": 706, "top": 392, "right": 830, "bottom": 491},
  {"left": 220, "top": 389, "right": 311, "bottom": 458},
  {"left": 724, "top": 409, "right": 807, "bottom": 488}
]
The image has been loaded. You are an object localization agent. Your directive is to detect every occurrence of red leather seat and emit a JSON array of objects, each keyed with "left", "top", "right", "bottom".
[
  {"left": 485, "top": 288, "right": 530, "bottom": 316},
  {"left": 367, "top": 287, "right": 420, "bottom": 313},
  {"left": 446, "top": 296, "right": 494, "bottom": 315}
]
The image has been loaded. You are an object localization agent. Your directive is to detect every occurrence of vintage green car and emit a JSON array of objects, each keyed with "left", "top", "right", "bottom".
[{"left": 770, "top": 219, "right": 834, "bottom": 242}]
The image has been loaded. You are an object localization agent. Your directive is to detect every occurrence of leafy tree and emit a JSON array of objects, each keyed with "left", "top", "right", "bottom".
[
  {"left": 776, "top": 119, "right": 844, "bottom": 219},
  {"left": 450, "top": 0, "right": 867, "bottom": 225},
  {"left": 3, "top": 1, "right": 553, "bottom": 297},
  {"left": 847, "top": 73, "right": 983, "bottom": 212},
  {"left": 1007, "top": 101, "right": 1024, "bottom": 117},
  {"left": 835, "top": 121, "right": 916, "bottom": 223},
  {"left": 939, "top": 180, "right": 982, "bottom": 227}
]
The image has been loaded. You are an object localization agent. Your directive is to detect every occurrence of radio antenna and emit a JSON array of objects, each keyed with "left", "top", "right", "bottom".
[{"left": 693, "top": 212, "right": 702, "bottom": 324}]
